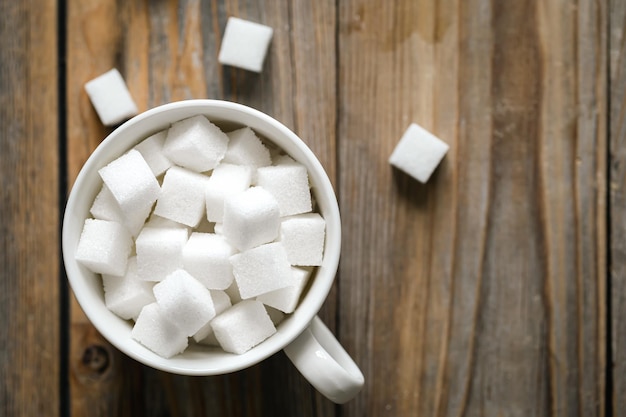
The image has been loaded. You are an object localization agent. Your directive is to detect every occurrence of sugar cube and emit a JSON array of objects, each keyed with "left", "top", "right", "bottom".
[
  {"left": 211, "top": 300, "right": 276, "bottom": 354},
  {"left": 154, "top": 166, "right": 210, "bottom": 227},
  {"left": 218, "top": 17, "right": 274, "bottom": 73},
  {"left": 223, "top": 127, "right": 272, "bottom": 168},
  {"left": 132, "top": 302, "right": 188, "bottom": 358},
  {"left": 163, "top": 115, "right": 229, "bottom": 172},
  {"left": 229, "top": 242, "right": 294, "bottom": 299},
  {"left": 222, "top": 186, "right": 280, "bottom": 251},
  {"left": 257, "top": 266, "right": 312, "bottom": 313},
  {"left": 98, "top": 149, "right": 160, "bottom": 226},
  {"left": 84, "top": 68, "right": 138, "bottom": 126},
  {"left": 182, "top": 233, "right": 236, "bottom": 290},
  {"left": 256, "top": 163, "right": 312, "bottom": 216},
  {"left": 205, "top": 163, "right": 253, "bottom": 223},
  {"left": 75, "top": 219, "right": 132, "bottom": 276},
  {"left": 388, "top": 123, "right": 450, "bottom": 183},
  {"left": 134, "top": 130, "right": 173, "bottom": 176},
  {"left": 90, "top": 184, "right": 125, "bottom": 224},
  {"left": 135, "top": 227, "right": 188, "bottom": 281},
  {"left": 102, "top": 257, "right": 156, "bottom": 321},
  {"left": 279, "top": 213, "right": 325, "bottom": 266},
  {"left": 153, "top": 269, "right": 216, "bottom": 336},
  {"left": 193, "top": 290, "right": 232, "bottom": 344}
]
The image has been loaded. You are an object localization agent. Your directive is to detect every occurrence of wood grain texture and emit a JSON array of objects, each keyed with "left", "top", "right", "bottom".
[
  {"left": 0, "top": 0, "right": 60, "bottom": 416},
  {"left": 610, "top": 0, "right": 626, "bottom": 414},
  {"left": 337, "top": 1, "right": 607, "bottom": 416},
  {"left": 66, "top": 0, "right": 337, "bottom": 416}
]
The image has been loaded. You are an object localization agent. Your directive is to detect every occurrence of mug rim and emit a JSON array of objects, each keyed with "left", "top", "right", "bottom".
[{"left": 62, "top": 99, "right": 341, "bottom": 375}]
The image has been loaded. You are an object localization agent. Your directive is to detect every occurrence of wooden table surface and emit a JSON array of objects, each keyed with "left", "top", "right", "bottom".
[{"left": 1, "top": 0, "right": 623, "bottom": 415}]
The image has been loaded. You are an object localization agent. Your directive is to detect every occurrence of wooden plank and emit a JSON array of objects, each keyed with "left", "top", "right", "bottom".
[
  {"left": 610, "top": 0, "right": 626, "bottom": 414},
  {"left": 0, "top": 0, "right": 60, "bottom": 416},
  {"left": 337, "top": 0, "right": 607, "bottom": 416},
  {"left": 66, "top": 0, "right": 337, "bottom": 415}
]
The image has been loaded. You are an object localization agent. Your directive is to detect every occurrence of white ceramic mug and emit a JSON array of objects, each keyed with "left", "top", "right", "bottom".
[{"left": 62, "top": 99, "right": 364, "bottom": 404}]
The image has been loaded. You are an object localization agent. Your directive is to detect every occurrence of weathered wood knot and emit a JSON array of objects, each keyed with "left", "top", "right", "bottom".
[{"left": 81, "top": 344, "right": 110, "bottom": 374}]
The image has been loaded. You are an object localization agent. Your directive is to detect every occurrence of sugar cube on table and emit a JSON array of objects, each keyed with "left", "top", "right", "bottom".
[
  {"left": 279, "top": 213, "right": 326, "bottom": 266},
  {"left": 98, "top": 149, "right": 160, "bottom": 228},
  {"left": 163, "top": 115, "right": 229, "bottom": 172},
  {"left": 75, "top": 218, "right": 133, "bottom": 276},
  {"left": 223, "top": 127, "right": 272, "bottom": 168},
  {"left": 211, "top": 300, "right": 276, "bottom": 354},
  {"left": 218, "top": 17, "right": 274, "bottom": 73},
  {"left": 102, "top": 257, "right": 155, "bottom": 321},
  {"left": 182, "top": 233, "right": 236, "bottom": 290},
  {"left": 90, "top": 184, "right": 149, "bottom": 237},
  {"left": 153, "top": 269, "right": 216, "bottom": 337},
  {"left": 257, "top": 266, "right": 312, "bottom": 314},
  {"left": 256, "top": 163, "right": 312, "bottom": 216},
  {"left": 193, "top": 290, "right": 232, "bottom": 344},
  {"left": 229, "top": 242, "right": 294, "bottom": 299},
  {"left": 222, "top": 186, "right": 280, "bottom": 251},
  {"left": 205, "top": 163, "right": 253, "bottom": 223},
  {"left": 154, "top": 166, "right": 210, "bottom": 228},
  {"left": 84, "top": 68, "right": 138, "bottom": 126},
  {"left": 134, "top": 130, "right": 173, "bottom": 176},
  {"left": 135, "top": 227, "right": 188, "bottom": 281},
  {"left": 388, "top": 123, "right": 450, "bottom": 183},
  {"left": 132, "top": 302, "right": 188, "bottom": 358}
]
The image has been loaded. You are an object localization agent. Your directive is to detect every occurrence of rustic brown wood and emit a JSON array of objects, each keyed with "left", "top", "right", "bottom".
[
  {"left": 338, "top": 1, "right": 607, "bottom": 416},
  {"left": 610, "top": 0, "right": 626, "bottom": 414},
  {"left": 0, "top": 1, "right": 60, "bottom": 416},
  {"left": 66, "top": 0, "right": 337, "bottom": 416}
]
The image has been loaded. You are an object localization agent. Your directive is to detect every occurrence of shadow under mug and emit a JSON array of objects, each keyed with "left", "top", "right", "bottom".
[{"left": 62, "top": 99, "right": 364, "bottom": 404}]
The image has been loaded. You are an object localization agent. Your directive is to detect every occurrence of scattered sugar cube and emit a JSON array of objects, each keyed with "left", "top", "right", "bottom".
[
  {"left": 132, "top": 302, "right": 188, "bottom": 358},
  {"left": 102, "top": 257, "right": 156, "bottom": 321},
  {"left": 134, "top": 130, "right": 173, "bottom": 176},
  {"left": 163, "top": 115, "right": 229, "bottom": 172},
  {"left": 229, "top": 242, "right": 294, "bottom": 299},
  {"left": 211, "top": 300, "right": 276, "bottom": 354},
  {"left": 193, "top": 290, "right": 232, "bottom": 344},
  {"left": 205, "top": 163, "right": 253, "bottom": 223},
  {"left": 153, "top": 269, "right": 216, "bottom": 337},
  {"left": 222, "top": 186, "right": 280, "bottom": 251},
  {"left": 256, "top": 163, "right": 312, "bottom": 216},
  {"left": 182, "top": 233, "right": 236, "bottom": 290},
  {"left": 98, "top": 149, "right": 160, "bottom": 227},
  {"left": 388, "top": 123, "right": 450, "bottom": 183},
  {"left": 75, "top": 219, "right": 132, "bottom": 276},
  {"left": 154, "top": 166, "right": 210, "bottom": 227},
  {"left": 279, "top": 213, "right": 325, "bottom": 266},
  {"left": 257, "top": 266, "right": 312, "bottom": 313},
  {"left": 84, "top": 68, "right": 138, "bottom": 126},
  {"left": 218, "top": 17, "right": 274, "bottom": 73},
  {"left": 135, "top": 227, "right": 188, "bottom": 281},
  {"left": 223, "top": 127, "right": 272, "bottom": 168}
]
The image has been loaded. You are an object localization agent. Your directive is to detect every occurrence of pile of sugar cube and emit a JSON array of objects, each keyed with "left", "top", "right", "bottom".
[{"left": 75, "top": 115, "right": 326, "bottom": 358}]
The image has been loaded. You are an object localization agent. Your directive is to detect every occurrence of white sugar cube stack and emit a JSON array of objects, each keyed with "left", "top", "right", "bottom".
[
  {"left": 388, "top": 123, "right": 450, "bottom": 183},
  {"left": 153, "top": 270, "right": 216, "bottom": 337},
  {"left": 102, "top": 257, "right": 155, "bottom": 321},
  {"left": 132, "top": 302, "right": 188, "bottom": 358},
  {"left": 211, "top": 300, "right": 276, "bottom": 354},
  {"left": 84, "top": 68, "right": 138, "bottom": 126},
  {"left": 218, "top": 17, "right": 274, "bottom": 73},
  {"left": 77, "top": 113, "right": 328, "bottom": 358},
  {"left": 154, "top": 166, "right": 210, "bottom": 227},
  {"left": 75, "top": 219, "right": 133, "bottom": 276},
  {"left": 135, "top": 227, "right": 188, "bottom": 281}
]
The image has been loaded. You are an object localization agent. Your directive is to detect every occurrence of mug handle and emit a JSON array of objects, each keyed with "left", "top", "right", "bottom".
[{"left": 283, "top": 315, "right": 364, "bottom": 404}]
